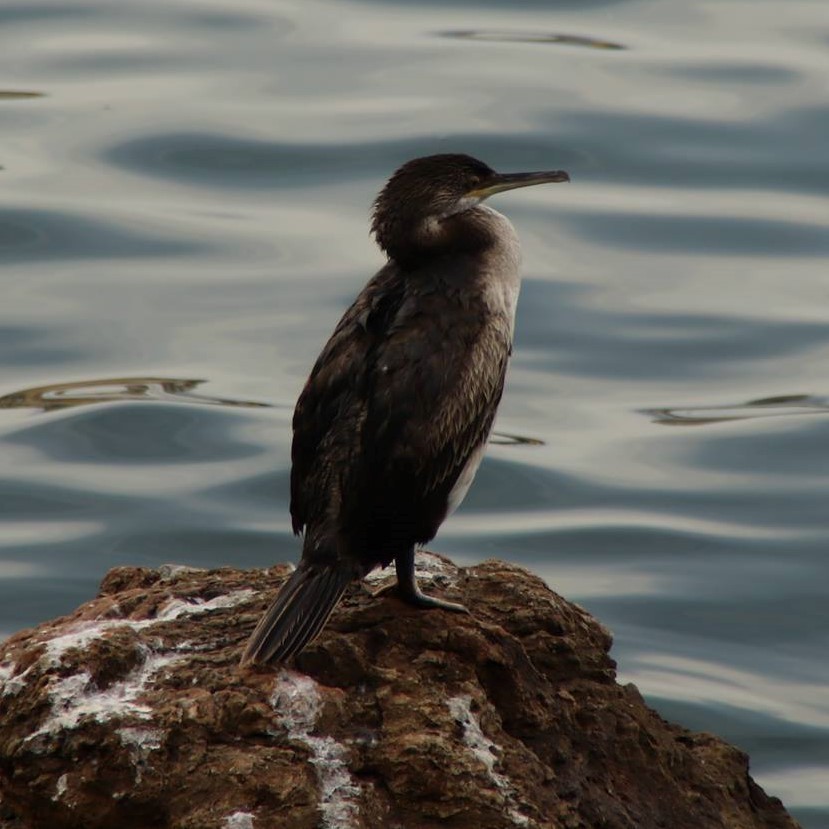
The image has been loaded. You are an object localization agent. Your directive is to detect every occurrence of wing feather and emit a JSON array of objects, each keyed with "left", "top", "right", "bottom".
[{"left": 290, "top": 265, "right": 404, "bottom": 535}]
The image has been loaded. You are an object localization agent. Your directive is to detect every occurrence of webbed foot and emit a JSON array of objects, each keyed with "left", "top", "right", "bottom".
[{"left": 372, "top": 548, "right": 468, "bottom": 613}]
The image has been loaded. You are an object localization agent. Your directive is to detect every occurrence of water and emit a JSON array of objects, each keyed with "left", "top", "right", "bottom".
[{"left": 1, "top": 0, "right": 828, "bottom": 823}]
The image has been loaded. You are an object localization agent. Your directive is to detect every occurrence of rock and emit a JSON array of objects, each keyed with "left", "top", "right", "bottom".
[{"left": 0, "top": 553, "right": 799, "bottom": 829}]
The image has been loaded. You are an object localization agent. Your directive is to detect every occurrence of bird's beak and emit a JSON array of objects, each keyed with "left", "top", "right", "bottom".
[{"left": 468, "top": 169, "right": 570, "bottom": 200}]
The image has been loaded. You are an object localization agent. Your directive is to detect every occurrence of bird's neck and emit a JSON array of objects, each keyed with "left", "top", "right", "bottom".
[
  {"left": 464, "top": 206, "right": 522, "bottom": 337},
  {"left": 388, "top": 205, "right": 523, "bottom": 338},
  {"left": 381, "top": 205, "right": 516, "bottom": 267}
]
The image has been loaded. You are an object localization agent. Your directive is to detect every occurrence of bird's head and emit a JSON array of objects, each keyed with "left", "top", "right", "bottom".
[{"left": 371, "top": 154, "right": 569, "bottom": 262}]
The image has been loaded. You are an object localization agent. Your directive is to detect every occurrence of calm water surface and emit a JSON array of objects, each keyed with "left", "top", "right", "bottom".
[{"left": 1, "top": 0, "right": 828, "bottom": 823}]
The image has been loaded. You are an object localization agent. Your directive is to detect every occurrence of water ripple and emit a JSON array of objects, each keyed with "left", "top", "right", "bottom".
[
  {"left": 0, "top": 377, "right": 269, "bottom": 412},
  {"left": 543, "top": 106, "right": 829, "bottom": 195},
  {"left": 645, "top": 394, "right": 829, "bottom": 426},
  {"left": 439, "top": 30, "right": 625, "bottom": 50},
  {"left": 0, "top": 90, "right": 45, "bottom": 100},
  {"left": 561, "top": 211, "right": 829, "bottom": 257},
  {"left": 3, "top": 403, "right": 262, "bottom": 465},
  {"left": 518, "top": 280, "right": 829, "bottom": 379},
  {"left": 0, "top": 208, "right": 204, "bottom": 263}
]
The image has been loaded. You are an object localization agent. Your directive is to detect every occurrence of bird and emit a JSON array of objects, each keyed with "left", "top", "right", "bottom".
[{"left": 241, "top": 153, "right": 569, "bottom": 666}]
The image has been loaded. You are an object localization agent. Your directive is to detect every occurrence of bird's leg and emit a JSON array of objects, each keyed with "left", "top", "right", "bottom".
[{"left": 373, "top": 547, "right": 468, "bottom": 612}]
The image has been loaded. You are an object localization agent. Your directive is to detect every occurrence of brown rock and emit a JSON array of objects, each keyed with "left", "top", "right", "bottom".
[{"left": 0, "top": 553, "right": 799, "bottom": 829}]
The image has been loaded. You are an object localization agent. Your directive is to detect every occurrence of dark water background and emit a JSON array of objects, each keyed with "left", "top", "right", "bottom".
[{"left": 1, "top": 0, "right": 827, "bottom": 822}]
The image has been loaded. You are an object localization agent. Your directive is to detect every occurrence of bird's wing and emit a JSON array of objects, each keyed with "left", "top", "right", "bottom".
[
  {"left": 351, "top": 287, "right": 511, "bottom": 542},
  {"left": 290, "top": 262, "right": 512, "bottom": 549},
  {"left": 289, "top": 265, "right": 405, "bottom": 535}
]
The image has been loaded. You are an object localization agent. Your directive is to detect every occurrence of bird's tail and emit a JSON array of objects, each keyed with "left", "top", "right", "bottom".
[{"left": 240, "top": 562, "right": 354, "bottom": 666}]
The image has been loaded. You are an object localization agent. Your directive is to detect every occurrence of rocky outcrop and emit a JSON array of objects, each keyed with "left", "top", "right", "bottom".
[{"left": 0, "top": 553, "right": 799, "bottom": 829}]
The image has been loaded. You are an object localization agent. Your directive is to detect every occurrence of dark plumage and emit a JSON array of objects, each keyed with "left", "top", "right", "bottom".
[{"left": 241, "top": 154, "right": 569, "bottom": 666}]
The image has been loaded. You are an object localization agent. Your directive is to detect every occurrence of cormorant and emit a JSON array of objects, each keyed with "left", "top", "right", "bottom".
[{"left": 241, "top": 154, "right": 569, "bottom": 666}]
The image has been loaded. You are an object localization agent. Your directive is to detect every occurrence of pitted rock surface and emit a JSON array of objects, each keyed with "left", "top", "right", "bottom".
[{"left": 0, "top": 554, "right": 799, "bottom": 829}]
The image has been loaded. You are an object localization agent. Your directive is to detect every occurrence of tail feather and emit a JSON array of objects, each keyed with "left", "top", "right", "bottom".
[
  {"left": 241, "top": 563, "right": 353, "bottom": 665},
  {"left": 275, "top": 567, "right": 345, "bottom": 659}
]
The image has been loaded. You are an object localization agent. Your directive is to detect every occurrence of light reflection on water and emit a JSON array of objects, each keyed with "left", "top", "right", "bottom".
[
  {"left": 0, "top": 0, "right": 827, "bottom": 824},
  {"left": 645, "top": 394, "right": 829, "bottom": 426},
  {"left": 0, "top": 377, "right": 271, "bottom": 411}
]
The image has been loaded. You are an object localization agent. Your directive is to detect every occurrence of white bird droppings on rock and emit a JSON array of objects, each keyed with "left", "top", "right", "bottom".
[
  {"left": 223, "top": 811, "right": 256, "bottom": 829},
  {"left": 363, "top": 550, "right": 458, "bottom": 587},
  {"left": 27, "top": 649, "right": 182, "bottom": 743},
  {"left": 53, "top": 773, "right": 68, "bottom": 802},
  {"left": 157, "top": 563, "right": 204, "bottom": 581},
  {"left": 154, "top": 589, "right": 256, "bottom": 622},
  {"left": 117, "top": 726, "right": 164, "bottom": 783},
  {"left": 42, "top": 622, "right": 133, "bottom": 666},
  {"left": 32, "top": 589, "right": 255, "bottom": 669},
  {"left": 116, "top": 726, "right": 163, "bottom": 752},
  {"left": 272, "top": 670, "right": 361, "bottom": 829},
  {"left": 447, "top": 694, "right": 531, "bottom": 828},
  {"left": 0, "top": 661, "right": 22, "bottom": 698}
]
